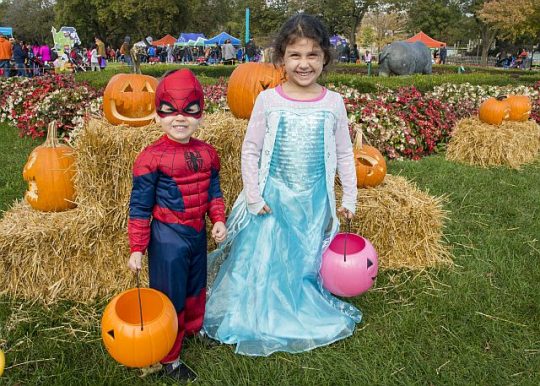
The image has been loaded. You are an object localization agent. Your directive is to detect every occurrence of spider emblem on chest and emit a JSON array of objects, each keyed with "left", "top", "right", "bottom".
[{"left": 184, "top": 150, "right": 204, "bottom": 172}]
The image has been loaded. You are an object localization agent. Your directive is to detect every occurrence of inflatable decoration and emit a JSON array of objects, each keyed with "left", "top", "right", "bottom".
[
  {"left": 22, "top": 121, "right": 76, "bottom": 212},
  {"left": 101, "top": 287, "right": 178, "bottom": 368},
  {"left": 506, "top": 95, "right": 531, "bottom": 122},
  {"left": 103, "top": 73, "right": 159, "bottom": 127},
  {"left": 479, "top": 96, "right": 510, "bottom": 125},
  {"left": 320, "top": 228, "right": 378, "bottom": 297},
  {"left": 227, "top": 62, "right": 284, "bottom": 119}
]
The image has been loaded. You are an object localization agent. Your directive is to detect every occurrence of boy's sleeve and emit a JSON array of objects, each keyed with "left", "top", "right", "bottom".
[
  {"left": 207, "top": 146, "right": 226, "bottom": 224},
  {"left": 335, "top": 94, "right": 357, "bottom": 214},
  {"left": 128, "top": 150, "right": 158, "bottom": 254}
]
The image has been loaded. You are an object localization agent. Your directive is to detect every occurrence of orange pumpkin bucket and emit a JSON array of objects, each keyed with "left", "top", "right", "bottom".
[
  {"left": 101, "top": 283, "right": 178, "bottom": 368},
  {"left": 353, "top": 132, "right": 387, "bottom": 188}
]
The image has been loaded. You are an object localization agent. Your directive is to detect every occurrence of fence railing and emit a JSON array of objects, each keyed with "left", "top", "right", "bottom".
[{"left": 446, "top": 56, "right": 496, "bottom": 66}]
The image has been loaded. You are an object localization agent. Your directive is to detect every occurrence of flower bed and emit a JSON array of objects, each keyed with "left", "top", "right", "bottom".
[{"left": 1, "top": 75, "right": 539, "bottom": 160}]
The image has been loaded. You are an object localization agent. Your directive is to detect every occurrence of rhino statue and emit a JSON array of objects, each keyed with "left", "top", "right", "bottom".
[{"left": 378, "top": 41, "right": 432, "bottom": 77}]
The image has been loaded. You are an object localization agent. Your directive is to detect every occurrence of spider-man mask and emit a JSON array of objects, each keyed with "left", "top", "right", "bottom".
[{"left": 155, "top": 69, "right": 204, "bottom": 119}]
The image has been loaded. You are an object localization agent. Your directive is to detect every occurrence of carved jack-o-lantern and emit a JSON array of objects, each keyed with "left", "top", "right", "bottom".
[
  {"left": 227, "top": 63, "right": 285, "bottom": 119},
  {"left": 103, "top": 74, "right": 159, "bottom": 127},
  {"left": 22, "top": 122, "right": 76, "bottom": 212},
  {"left": 354, "top": 143, "right": 387, "bottom": 188}
]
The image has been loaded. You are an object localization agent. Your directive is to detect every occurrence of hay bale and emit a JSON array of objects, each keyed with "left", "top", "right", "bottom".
[
  {"left": 0, "top": 113, "right": 247, "bottom": 303},
  {"left": 0, "top": 201, "right": 140, "bottom": 303},
  {"left": 340, "top": 175, "right": 452, "bottom": 270},
  {"left": 446, "top": 118, "right": 540, "bottom": 169}
]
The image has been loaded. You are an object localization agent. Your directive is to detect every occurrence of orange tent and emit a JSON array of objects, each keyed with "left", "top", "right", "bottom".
[
  {"left": 405, "top": 31, "right": 446, "bottom": 48},
  {"left": 152, "top": 34, "right": 177, "bottom": 47}
]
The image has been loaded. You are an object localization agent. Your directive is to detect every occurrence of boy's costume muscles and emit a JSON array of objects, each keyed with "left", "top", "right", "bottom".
[{"left": 128, "top": 136, "right": 226, "bottom": 253}]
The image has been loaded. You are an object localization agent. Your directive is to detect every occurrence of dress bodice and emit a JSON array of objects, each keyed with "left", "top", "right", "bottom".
[{"left": 269, "top": 110, "right": 326, "bottom": 191}]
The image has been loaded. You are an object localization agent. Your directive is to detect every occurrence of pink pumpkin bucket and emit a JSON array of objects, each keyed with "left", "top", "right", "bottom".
[{"left": 320, "top": 231, "right": 378, "bottom": 297}]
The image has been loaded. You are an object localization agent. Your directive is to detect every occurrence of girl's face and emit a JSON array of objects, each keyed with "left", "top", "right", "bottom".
[{"left": 282, "top": 38, "right": 324, "bottom": 90}]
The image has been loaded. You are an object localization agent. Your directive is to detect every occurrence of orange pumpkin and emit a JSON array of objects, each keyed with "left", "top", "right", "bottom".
[
  {"left": 103, "top": 73, "right": 159, "bottom": 127},
  {"left": 354, "top": 145, "right": 387, "bottom": 188},
  {"left": 227, "top": 63, "right": 285, "bottom": 119},
  {"left": 478, "top": 96, "right": 510, "bottom": 125},
  {"left": 506, "top": 95, "right": 531, "bottom": 121},
  {"left": 101, "top": 288, "right": 178, "bottom": 368},
  {"left": 22, "top": 122, "right": 76, "bottom": 212}
]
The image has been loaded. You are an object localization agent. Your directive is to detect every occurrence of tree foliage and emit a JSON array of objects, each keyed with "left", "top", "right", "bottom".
[
  {"left": 478, "top": 0, "right": 540, "bottom": 41},
  {"left": 1, "top": 0, "right": 55, "bottom": 43}
]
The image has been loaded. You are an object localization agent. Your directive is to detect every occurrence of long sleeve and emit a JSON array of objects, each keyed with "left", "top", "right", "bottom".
[
  {"left": 335, "top": 95, "right": 357, "bottom": 214},
  {"left": 207, "top": 147, "right": 226, "bottom": 224},
  {"left": 128, "top": 151, "right": 158, "bottom": 253},
  {"left": 241, "top": 93, "right": 267, "bottom": 215}
]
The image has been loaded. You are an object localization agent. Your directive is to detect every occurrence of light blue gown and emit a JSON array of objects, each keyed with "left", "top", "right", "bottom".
[{"left": 204, "top": 110, "right": 361, "bottom": 356}]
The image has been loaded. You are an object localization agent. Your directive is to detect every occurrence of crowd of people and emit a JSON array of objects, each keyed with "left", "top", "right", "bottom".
[{"left": 0, "top": 33, "right": 266, "bottom": 77}]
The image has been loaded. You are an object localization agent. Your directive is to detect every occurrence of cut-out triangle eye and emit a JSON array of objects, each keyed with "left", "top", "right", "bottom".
[
  {"left": 142, "top": 83, "right": 154, "bottom": 92},
  {"left": 124, "top": 85, "right": 133, "bottom": 92},
  {"left": 367, "top": 258, "right": 373, "bottom": 268},
  {"left": 107, "top": 329, "right": 115, "bottom": 339}
]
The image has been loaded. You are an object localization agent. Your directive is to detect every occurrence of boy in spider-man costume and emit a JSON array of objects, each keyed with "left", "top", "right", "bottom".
[{"left": 127, "top": 69, "right": 227, "bottom": 381}]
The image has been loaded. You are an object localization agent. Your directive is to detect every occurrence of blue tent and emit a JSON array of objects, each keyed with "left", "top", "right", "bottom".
[
  {"left": 0, "top": 27, "right": 13, "bottom": 37},
  {"left": 177, "top": 33, "right": 206, "bottom": 43},
  {"left": 205, "top": 32, "right": 241, "bottom": 46}
]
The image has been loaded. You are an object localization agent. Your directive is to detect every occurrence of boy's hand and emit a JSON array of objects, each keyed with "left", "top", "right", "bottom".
[
  {"left": 128, "top": 251, "right": 143, "bottom": 273},
  {"left": 212, "top": 221, "right": 227, "bottom": 243},
  {"left": 257, "top": 205, "right": 272, "bottom": 215},
  {"left": 337, "top": 206, "right": 354, "bottom": 220}
]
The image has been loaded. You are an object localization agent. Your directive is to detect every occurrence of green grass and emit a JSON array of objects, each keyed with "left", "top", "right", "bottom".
[{"left": 0, "top": 121, "right": 539, "bottom": 384}]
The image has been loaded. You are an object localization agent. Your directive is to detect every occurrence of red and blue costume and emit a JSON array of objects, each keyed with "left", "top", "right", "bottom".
[{"left": 128, "top": 69, "right": 226, "bottom": 363}]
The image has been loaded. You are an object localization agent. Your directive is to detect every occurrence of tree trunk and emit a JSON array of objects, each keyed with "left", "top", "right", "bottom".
[{"left": 480, "top": 25, "right": 497, "bottom": 66}]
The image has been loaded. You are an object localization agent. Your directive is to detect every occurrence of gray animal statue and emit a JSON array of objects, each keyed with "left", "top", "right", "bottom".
[{"left": 378, "top": 41, "right": 432, "bottom": 76}]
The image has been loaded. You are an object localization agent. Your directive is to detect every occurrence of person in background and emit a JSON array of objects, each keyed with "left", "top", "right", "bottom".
[
  {"left": 350, "top": 43, "right": 359, "bottom": 63},
  {"left": 221, "top": 39, "right": 236, "bottom": 65},
  {"left": 0, "top": 33, "right": 12, "bottom": 77},
  {"left": 439, "top": 44, "right": 447, "bottom": 65},
  {"left": 95, "top": 36, "right": 106, "bottom": 69},
  {"left": 12, "top": 39, "right": 27, "bottom": 77},
  {"left": 245, "top": 38, "right": 256, "bottom": 62},
  {"left": 365, "top": 50, "right": 372, "bottom": 76}
]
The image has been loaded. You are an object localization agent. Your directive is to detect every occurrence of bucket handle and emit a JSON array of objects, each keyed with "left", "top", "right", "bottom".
[
  {"left": 343, "top": 218, "right": 351, "bottom": 262},
  {"left": 136, "top": 269, "right": 144, "bottom": 331}
]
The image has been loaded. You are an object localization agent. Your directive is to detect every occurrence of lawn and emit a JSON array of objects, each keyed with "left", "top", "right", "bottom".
[{"left": 0, "top": 119, "right": 538, "bottom": 385}]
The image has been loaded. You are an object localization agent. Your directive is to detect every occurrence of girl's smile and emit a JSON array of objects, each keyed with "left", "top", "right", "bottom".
[{"left": 282, "top": 38, "right": 324, "bottom": 96}]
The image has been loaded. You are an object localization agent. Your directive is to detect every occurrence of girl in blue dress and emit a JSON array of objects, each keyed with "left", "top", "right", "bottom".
[{"left": 204, "top": 14, "right": 361, "bottom": 356}]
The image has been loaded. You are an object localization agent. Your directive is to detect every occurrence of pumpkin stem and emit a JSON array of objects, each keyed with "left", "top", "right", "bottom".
[
  {"left": 354, "top": 128, "right": 363, "bottom": 149},
  {"left": 44, "top": 121, "right": 60, "bottom": 148},
  {"left": 496, "top": 95, "right": 508, "bottom": 101}
]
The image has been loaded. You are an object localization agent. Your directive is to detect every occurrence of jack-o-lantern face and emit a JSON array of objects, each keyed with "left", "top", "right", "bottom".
[
  {"left": 103, "top": 74, "right": 159, "bottom": 127},
  {"left": 22, "top": 122, "right": 76, "bottom": 212},
  {"left": 227, "top": 63, "right": 285, "bottom": 119},
  {"left": 354, "top": 145, "right": 387, "bottom": 188}
]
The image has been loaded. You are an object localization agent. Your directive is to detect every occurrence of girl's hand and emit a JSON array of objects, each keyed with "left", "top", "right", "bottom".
[
  {"left": 128, "top": 251, "right": 143, "bottom": 273},
  {"left": 257, "top": 205, "right": 272, "bottom": 215},
  {"left": 212, "top": 221, "right": 228, "bottom": 243},
  {"left": 337, "top": 206, "right": 354, "bottom": 220}
]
